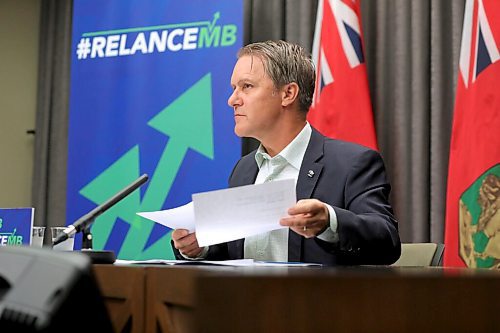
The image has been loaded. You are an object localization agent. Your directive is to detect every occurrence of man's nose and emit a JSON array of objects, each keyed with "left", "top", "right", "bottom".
[{"left": 228, "top": 89, "right": 239, "bottom": 107}]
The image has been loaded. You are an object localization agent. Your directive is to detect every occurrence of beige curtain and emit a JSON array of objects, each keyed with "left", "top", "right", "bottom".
[
  {"left": 32, "top": 0, "right": 72, "bottom": 243},
  {"left": 361, "top": 0, "right": 465, "bottom": 242}
]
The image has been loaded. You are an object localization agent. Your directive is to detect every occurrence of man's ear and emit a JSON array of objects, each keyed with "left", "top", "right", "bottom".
[{"left": 281, "top": 82, "right": 299, "bottom": 107}]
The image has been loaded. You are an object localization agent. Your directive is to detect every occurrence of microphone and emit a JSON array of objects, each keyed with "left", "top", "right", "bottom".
[{"left": 53, "top": 174, "right": 149, "bottom": 246}]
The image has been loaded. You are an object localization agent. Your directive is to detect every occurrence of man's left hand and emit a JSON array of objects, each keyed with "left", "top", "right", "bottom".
[{"left": 279, "top": 199, "right": 329, "bottom": 238}]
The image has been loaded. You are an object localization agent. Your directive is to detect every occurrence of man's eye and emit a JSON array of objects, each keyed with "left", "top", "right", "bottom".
[{"left": 243, "top": 83, "right": 252, "bottom": 89}]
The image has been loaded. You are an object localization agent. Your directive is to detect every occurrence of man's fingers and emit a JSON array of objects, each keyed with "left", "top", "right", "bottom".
[
  {"left": 280, "top": 215, "right": 305, "bottom": 227},
  {"left": 280, "top": 216, "right": 325, "bottom": 228},
  {"left": 287, "top": 199, "right": 323, "bottom": 215},
  {"left": 180, "top": 240, "right": 201, "bottom": 255},
  {"left": 280, "top": 212, "right": 325, "bottom": 226},
  {"left": 287, "top": 200, "right": 311, "bottom": 215},
  {"left": 172, "top": 229, "right": 204, "bottom": 257},
  {"left": 172, "top": 229, "right": 190, "bottom": 241},
  {"left": 184, "top": 247, "right": 203, "bottom": 258},
  {"left": 289, "top": 225, "right": 324, "bottom": 239},
  {"left": 281, "top": 199, "right": 330, "bottom": 238},
  {"left": 172, "top": 229, "right": 198, "bottom": 250}
]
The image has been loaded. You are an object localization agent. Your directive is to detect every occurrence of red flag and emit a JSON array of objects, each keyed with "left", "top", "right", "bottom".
[
  {"left": 307, "top": 0, "right": 378, "bottom": 150},
  {"left": 444, "top": 0, "right": 500, "bottom": 268}
]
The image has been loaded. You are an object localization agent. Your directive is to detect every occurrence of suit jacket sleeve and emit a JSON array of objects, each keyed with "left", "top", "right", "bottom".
[{"left": 314, "top": 147, "right": 400, "bottom": 265}]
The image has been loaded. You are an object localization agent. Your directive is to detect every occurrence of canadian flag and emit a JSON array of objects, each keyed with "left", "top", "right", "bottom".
[{"left": 307, "top": 0, "right": 378, "bottom": 150}]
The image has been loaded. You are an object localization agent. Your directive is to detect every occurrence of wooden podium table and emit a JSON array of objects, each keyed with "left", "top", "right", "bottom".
[
  {"left": 93, "top": 264, "right": 500, "bottom": 333},
  {"left": 92, "top": 265, "right": 146, "bottom": 333}
]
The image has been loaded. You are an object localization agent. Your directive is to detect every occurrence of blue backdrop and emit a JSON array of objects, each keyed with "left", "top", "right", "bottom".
[{"left": 67, "top": 0, "right": 242, "bottom": 259}]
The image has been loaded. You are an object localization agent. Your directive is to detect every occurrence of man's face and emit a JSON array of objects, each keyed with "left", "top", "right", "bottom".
[{"left": 228, "top": 55, "right": 284, "bottom": 141}]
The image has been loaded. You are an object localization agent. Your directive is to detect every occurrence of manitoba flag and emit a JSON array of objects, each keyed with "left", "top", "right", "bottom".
[
  {"left": 444, "top": 0, "right": 500, "bottom": 268},
  {"left": 307, "top": 0, "right": 377, "bottom": 150}
]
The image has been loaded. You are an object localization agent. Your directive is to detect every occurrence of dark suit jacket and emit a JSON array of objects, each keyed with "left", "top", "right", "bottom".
[{"left": 173, "top": 128, "right": 401, "bottom": 265}]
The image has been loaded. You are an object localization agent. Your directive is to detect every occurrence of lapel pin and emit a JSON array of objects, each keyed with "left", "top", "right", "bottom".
[{"left": 307, "top": 170, "right": 315, "bottom": 178}]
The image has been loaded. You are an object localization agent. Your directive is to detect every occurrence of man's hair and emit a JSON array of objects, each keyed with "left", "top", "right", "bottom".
[{"left": 238, "top": 40, "right": 315, "bottom": 113}]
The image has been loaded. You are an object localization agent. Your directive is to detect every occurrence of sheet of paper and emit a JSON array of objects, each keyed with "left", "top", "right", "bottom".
[
  {"left": 254, "top": 261, "right": 322, "bottom": 267},
  {"left": 115, "top": 259, "right": 255, "bottom": 266},
  {"left": 137, "top": 201, "right": 195, "bottom": 232},
  {"left": 115, "top": 259, "right": 321, "bottom": 267},
  {"left": 193, "top": 179, "right": 296, "bottom": 247}
]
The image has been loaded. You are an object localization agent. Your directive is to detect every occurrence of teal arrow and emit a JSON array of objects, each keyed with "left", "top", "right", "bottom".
[
  {"left": 79, "top": 145, "right": 142, "bottom": 250},
  {"left": 118, "top": 73, "right": 215, "bottom": 259},
  {"left": 144, "top": 72, "right": 214, "bottom": 208},
  {"left": 77, "top": 73, "right": 214, "bottom": 260}
]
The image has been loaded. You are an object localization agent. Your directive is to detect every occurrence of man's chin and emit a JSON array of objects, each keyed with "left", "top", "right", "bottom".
[{"left": 234, "top": 126, "right": 248, "bottom": 138}]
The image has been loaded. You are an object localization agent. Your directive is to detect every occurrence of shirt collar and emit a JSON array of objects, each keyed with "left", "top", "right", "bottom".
[{"left": 255, "top": 122, "right": 312, "bottom": 170}]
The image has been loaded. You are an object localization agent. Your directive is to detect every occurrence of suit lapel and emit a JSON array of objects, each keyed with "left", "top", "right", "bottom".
[
  {"left": 288, "top": 128, "right": 325, "bottom": 262},
  {"left": 233, "top": 155, "right": 259, "bottom": 187},
  {"left": 296, "top": 128, "right": 324, "bottom": 200}
]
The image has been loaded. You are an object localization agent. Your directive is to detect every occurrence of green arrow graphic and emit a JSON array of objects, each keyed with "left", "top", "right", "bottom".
[
  {"left": 77, "top": 73, "right": 214, "bottom": 260},
  {"left": 118, "top": 73, "right": 214, "bottom": 259},
  {"left": 79, "top": 145, "right": 142, "bottom": 250}
]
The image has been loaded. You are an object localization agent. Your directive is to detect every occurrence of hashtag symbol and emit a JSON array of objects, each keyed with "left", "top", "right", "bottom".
[{"left": 76, "top": 38, "right": 91, "bottom": 60}]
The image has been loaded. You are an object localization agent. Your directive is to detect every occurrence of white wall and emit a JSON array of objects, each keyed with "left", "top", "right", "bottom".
[{"left": 0, "top": 0, "right": 40, "bottom": 207}]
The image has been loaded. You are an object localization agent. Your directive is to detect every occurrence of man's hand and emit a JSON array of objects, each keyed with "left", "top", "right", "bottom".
[
  {"left": 279, "top": 199, "right": 329, "bottom": 238},
  {"left": 172, "top": 229, "right": 204, "bottom": 258}
]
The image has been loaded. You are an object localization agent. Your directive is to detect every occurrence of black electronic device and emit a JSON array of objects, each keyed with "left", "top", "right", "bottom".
[{"left": 0, "top": 246, "right": 113, "bottom": 332}]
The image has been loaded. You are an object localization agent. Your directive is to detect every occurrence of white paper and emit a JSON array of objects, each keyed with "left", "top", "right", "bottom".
[
  {"left": 254, "top": 261, "right": 322, "bottom": 267},
  {"left": 137, "top": 179, "right": 296, "bottom": 247},
  {"left": 137, "top": 202, "right": 195, "bottom": 232},
  {"left": 114, "top": 259, "right": 255, "bottom": 266},
  {"left": 193, "top": 179, "right": 296, "bottom": 247},
  {"left": 114, "top": 259, "right": 321, "bottom": 267}
]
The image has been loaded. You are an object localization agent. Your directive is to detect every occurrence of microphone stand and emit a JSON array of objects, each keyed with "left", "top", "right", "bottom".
[
  {"left": 54, "top": 174, "right": 149, "bottom": 264},
  {"left": 82, "top": 224, "right": 93, "bottom": 249}
]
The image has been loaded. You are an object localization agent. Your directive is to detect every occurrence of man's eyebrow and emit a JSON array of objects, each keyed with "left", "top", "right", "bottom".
[{"left": 232, "top": 78, "right": 255, "bottom": 86}]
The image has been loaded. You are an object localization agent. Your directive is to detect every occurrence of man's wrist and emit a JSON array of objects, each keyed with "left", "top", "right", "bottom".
[{"left": 316, "top": 204, "right": 339, "bottom": 243}]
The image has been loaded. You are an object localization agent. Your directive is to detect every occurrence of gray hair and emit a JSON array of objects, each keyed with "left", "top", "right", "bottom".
[{"left": 238, "top": 40, "right": 315, "bottom": 113}]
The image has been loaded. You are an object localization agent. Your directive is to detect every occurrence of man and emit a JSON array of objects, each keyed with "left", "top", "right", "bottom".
[{"left": 172, "top": 40, "right": 400, "bottom": 265}]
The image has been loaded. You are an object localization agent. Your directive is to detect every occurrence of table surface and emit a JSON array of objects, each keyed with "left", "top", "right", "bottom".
[{"left": 94, "top": 264, "right": 500, "bottom": 333}]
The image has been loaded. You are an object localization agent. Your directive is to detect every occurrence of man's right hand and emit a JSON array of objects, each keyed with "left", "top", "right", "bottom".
[{"left": 172, "top": 229, "right": 204, "bottom": 258}]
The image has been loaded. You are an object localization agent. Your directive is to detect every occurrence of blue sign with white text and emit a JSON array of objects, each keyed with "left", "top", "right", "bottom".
[
  {"left": 0, "top": 208, "right": 34, "bottom": 246},
  {"left": 68, "top": 0, "right": 242, "bottom": 259}
]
